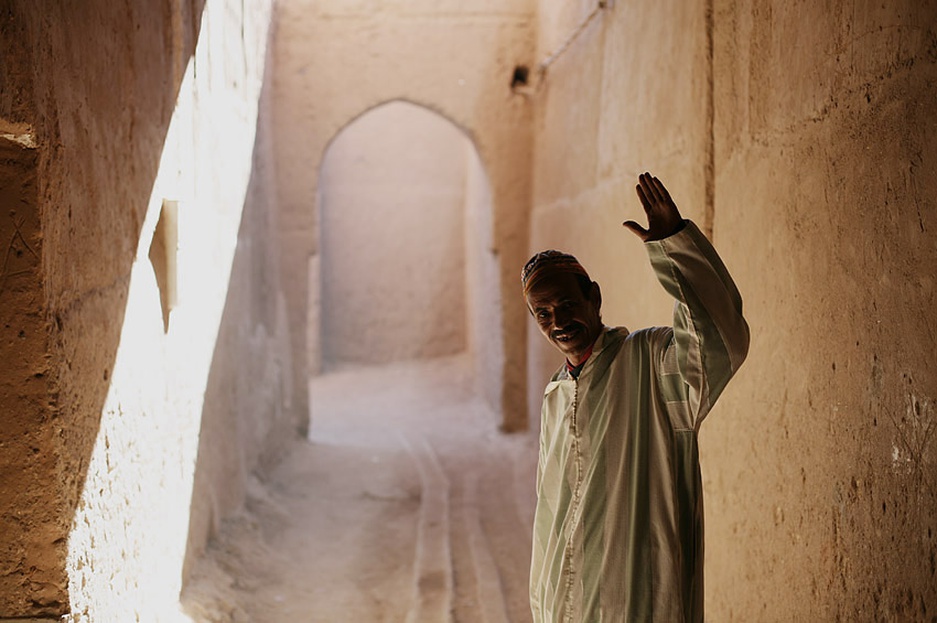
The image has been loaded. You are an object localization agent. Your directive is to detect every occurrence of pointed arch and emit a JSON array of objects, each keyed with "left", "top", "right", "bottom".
[{"left": 313, "top": 99, "right": 504, "bottom": 414}]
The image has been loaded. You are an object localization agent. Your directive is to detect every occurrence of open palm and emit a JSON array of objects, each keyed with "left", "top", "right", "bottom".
[{"left": 623, "top": 172, "right": 684, "bottom": 242}]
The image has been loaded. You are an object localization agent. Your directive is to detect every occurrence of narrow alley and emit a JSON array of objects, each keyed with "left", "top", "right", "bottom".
[
  {"left": 3, "top": 1, "right": 936, "bottom": 621},
  {"left": 183, "top": 355, "right": 538, "bottom": 622}
]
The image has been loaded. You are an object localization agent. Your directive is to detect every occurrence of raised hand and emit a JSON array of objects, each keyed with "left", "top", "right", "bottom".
[{"left": 623, "top": 172, "right": 684, "bottom": 242}]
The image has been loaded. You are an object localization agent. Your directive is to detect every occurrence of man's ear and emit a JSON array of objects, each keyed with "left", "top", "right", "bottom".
[{"left": 589, "top": 281, "right": 602, "bottom": 309}]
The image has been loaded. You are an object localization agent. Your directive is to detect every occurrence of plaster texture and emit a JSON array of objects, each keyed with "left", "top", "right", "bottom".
[
  {"left": 0, "top": 0, "right": 296, "bottom": 619},
  {"left": 0, "top": 127, "right": 53, "bottom": 613},
  {"left": 273, "top": 0, "right": 536, "bottom": 430},
  {"left": 527, "top": 0, "right": 937, "bottom": 619},
  {"left": 705, "top": 1, "right": 937, "bottom": 619}
]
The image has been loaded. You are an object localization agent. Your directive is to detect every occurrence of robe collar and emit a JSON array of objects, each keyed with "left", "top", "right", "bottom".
[{"left": 563, "top": 326, "right": 612, "bottom": 379}]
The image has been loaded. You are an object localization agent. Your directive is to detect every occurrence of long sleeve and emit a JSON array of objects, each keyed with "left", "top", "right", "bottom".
[{"left": 645, "top": 220, "right": 750, "bottom": 429}]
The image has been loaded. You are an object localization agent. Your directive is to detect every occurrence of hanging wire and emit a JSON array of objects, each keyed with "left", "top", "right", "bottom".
[
  {"left": 509, "top": 0, "right": 612, "bottom": 97},
  {"left": 537, "top": 1, "right": 610, "bottom": 81}
]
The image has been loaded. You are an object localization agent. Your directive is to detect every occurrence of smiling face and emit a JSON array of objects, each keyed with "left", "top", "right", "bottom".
[{"left": 525, "top": 270, "right": 603, "bottom": 365}]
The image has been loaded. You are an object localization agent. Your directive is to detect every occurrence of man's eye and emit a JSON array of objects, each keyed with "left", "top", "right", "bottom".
[{"left": 536, "top": 310, "right": 549, "bottom": 320}]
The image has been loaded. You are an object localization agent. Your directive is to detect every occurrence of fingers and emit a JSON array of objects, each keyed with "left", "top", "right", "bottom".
[
  {"left": 635, "top": 183, "right": 653, "bottom": 212},
  {"left": 650, "top": 175, "right": 672, "bottom": 204},
  {"left": 638, "top": 172, "right": 660, "bottom": 205},
  {"left": 631, "top": 172, "right": 679, "bottom": 241},
  {"left": 622, "top": 220, "right": 649, "bottom": 241},
  {"left": 638, "top": 172, "right": 671, "bottom": 206}
]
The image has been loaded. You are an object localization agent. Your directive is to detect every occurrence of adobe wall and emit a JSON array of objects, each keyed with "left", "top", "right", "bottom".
[
  {"left": 0, "top": 124, "right": 52, "bottom": 614},
  {"left": 707, "top": 1, "right": 937, "bottom": 618},
  {"left": 0, "top": 0, "right": 294, "bottom": 619},
  {"left": 273, "top": 0, "right": 536, "bottom": 430},
  {"left": 529, "top": 0, "right": 937, "bottom": 618},
  {"left": 1, "top": 1, "right": 183, "bottom": 614}
]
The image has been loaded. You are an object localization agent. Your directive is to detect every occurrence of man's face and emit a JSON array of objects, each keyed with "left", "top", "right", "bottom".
[{"left": 525, "top": 271, "right": 602, "bottom": 365}]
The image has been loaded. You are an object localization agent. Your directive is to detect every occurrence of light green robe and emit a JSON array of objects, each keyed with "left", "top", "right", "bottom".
[{"left": 529, "top": 221, "right": 750, "bottom": 622}]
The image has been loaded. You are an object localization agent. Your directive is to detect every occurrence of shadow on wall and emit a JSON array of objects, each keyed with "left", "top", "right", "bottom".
[
  {"left": 0, "top": 1, "right": 207, "bottom": 617},
  {"left": 314, "top": 100, "right": 504, "bottom": 416}
]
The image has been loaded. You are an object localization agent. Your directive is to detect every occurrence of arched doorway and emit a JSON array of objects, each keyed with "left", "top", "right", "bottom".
[{"left": 315, "top": 100, "right": 503, "bottom": 415}]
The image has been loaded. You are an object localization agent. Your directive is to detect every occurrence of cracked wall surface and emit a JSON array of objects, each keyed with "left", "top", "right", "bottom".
[
  {"left": 0, "top": 129, "right": 61, "bottom": 615},
  {"left": 706, "top": 1, "right": 937, "bottom": 618}
]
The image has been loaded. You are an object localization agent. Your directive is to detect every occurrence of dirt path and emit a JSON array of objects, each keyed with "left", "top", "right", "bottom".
[{"left": 184, "top": 355, "right": 538, "bottom": 622}]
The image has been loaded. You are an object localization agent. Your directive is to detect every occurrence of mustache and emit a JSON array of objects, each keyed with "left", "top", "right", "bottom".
[{"left": 551, "top": 323, "right": 584, "bottom": 339}]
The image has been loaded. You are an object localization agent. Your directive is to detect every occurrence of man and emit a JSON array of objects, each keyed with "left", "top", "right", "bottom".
[{"left": 523, "top": 172, "right": 749, "bottom": 622}]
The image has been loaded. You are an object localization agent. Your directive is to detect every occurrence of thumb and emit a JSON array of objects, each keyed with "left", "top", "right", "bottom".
[{"left": 622, "top": 220, "right": 649, "bottom": 240}]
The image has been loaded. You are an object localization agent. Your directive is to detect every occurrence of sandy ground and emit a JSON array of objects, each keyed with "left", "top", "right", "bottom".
[{"left": 183, "top": 355, "right": 539, "bottom": 622}]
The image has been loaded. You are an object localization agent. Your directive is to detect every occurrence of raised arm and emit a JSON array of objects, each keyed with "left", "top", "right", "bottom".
[{"left": 627, "top": 172, "right": 750, "bottom": 428}]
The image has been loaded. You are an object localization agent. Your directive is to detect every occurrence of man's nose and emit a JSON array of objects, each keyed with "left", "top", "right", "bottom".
[{"left": 554, "top": 307, "right": 572, "bottom": 328}]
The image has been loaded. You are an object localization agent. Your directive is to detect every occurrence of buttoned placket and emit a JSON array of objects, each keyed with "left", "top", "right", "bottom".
[{"left": 563, "top": 373, "right": 584, "bottom": 623}]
